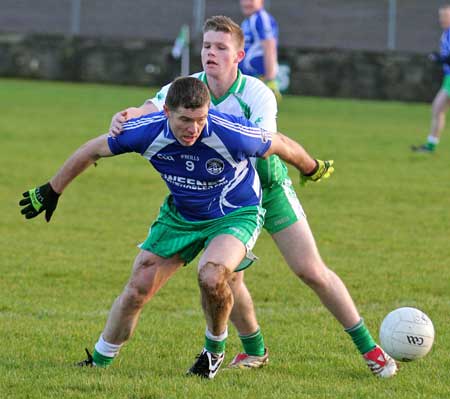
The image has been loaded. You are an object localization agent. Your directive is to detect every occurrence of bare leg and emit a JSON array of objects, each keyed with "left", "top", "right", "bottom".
[
  {"left": 429, "top": 89, "right": 450, "bottom": 139},
  {"left": 197, "top": 234, "right": 246, "bottom": 335},
  {"left": 272, "top": 218, "right": 360, "bottom": 329},
  {"left": 228, "top": 271, "right": 259, "bottom": 335},
  {"left": 102, "top": 250, "right": 183, "bottom": 344}
]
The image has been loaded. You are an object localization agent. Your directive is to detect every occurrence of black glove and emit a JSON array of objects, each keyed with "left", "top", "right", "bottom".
[{"left": 19, "top": 182, "right": 60, "bottom": 222}]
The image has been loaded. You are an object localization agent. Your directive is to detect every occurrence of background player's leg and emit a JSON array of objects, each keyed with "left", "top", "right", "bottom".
[
  {"left": 228, "top": 271, "right": 259, "bottom": 335},
  {"left": 272, "top": 218, "right": 360, "bottom": 328},
  {"left": 429, "top": 89, "right": 450, "bottom": 142},
  {"left": 227, "top": 272, "right": 268, "bottom": 367},
  {"left": 272, "top": 218, "right": 397, "bottom": 377},
  {"left": 413, "top": 89, "right": 450, "bottom": 152}
]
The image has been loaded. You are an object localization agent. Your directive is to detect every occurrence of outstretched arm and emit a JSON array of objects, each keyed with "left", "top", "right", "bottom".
[
  {"left": 262, "top": 132, "right": 334, "bottom": 185},
  {"left": 50, "top": 134, "right": 113, "bottom": 193},
  {"left": 263, "top": 132, "right": 316, "bottom": 173},
  {"left": 19, "top": 134, "right": 113, "bottom": 221}
]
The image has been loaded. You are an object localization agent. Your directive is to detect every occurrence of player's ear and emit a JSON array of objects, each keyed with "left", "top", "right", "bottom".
[
  {"left": 163, "top": 104, "right": 170, "bottom": 118},
  {"left": 236, "top": 49, "right": 245, "bottom": 63}
]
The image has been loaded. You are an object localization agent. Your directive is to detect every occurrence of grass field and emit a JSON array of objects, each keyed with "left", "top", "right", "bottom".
[{"left": 1, "top": 78, "right": 449, "bottom": 398}]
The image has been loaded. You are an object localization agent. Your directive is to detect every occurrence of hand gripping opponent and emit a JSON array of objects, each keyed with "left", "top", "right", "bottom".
[{"left": 19, "top": 182, "right": 60, "bottom": 222}]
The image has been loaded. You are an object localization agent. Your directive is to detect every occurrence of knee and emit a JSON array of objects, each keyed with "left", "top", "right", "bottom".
[
  {"left": 119, "top": 285, "right": 146, "bottom": 312},
  {"left": 198, "top": 262, "right": 230, "bottom": 296},
  {"left": 294, "top": 259, "right": 330, "bottom": 289},
  {"left": 432, "top": 100, "right": 445, "bottom": 116},
  {"left": 227, "top": 270, "right": 244, "bottom": 290},
  {"left": 431, "top": 106, "right": 440, "bottom": 117},
  {"left": 121, "top": 257, "right": 157, "bottom": 310}
]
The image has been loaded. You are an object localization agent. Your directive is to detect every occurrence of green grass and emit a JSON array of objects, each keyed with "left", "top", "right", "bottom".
[{"left": 1, "top": 78, "right": 449, "bottom": 398}]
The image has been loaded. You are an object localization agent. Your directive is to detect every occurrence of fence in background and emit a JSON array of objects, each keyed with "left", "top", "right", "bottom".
[
  {"left": 0, "top": 1, "right": 445, "bottom": 101},
  {"left": 0, "top": 0, "right": 444, "bottom": 53}
]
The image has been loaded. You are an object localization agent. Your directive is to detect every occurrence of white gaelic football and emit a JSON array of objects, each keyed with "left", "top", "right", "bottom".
[{"left": 379, "top": 307, "right": 435, "bottom": 362}]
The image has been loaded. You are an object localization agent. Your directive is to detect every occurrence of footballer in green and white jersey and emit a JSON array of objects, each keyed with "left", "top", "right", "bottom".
[{"left": 150, "top": 70, "right": 288, "bottom": 189}]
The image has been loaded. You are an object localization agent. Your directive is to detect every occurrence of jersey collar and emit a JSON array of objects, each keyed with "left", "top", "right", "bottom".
[
  {"left": 200, "top": 70, "right": 246, "bottom": 106},
  {"left": 164, "top": 119, "right": 174, "bottom": 139}
]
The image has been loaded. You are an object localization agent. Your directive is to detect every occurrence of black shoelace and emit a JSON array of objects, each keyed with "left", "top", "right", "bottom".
[{"left": 77, "top": 348, "right": 94, "bottom": 367}]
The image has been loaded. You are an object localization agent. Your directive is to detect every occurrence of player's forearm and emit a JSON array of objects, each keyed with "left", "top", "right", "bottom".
[
  {"left": 50, "top": 135, "right": 111, "bottom": 193},
  {"left": 141, "top": 101, "right": 159, "bottom": 114},
  {"left": 121, "top": 102, "right": 159, "bottom": 123},
  {"left": 263, "top": 39, "right": 278, "bottom": 80},
  {"left": 269, "top": 133, "right": 317, "bottom": 174},
  {"left": 263, "top": 57, "right": 277, "bottom": 80},
  {"left": 124, "top": 103, "right": 157, "bottom": 120}
]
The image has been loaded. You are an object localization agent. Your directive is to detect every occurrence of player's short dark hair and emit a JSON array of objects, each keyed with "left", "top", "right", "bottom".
[
  {"left": 165, "top": 77, "right": 211, "bottom": 110},
  {"left": 203, "top": 15, "right": 244, "bottom": 50}
]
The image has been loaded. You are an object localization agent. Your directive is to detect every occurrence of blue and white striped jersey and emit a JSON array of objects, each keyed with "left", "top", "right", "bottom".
[
  {"left": 239, "top": 8, "right": 279, "bottom": 77},
  {"left": 107, "top": 109, "right": 272, "bottom": 221},
  {"left": 440, "top": 28, "right": 450, "bottom": 75},
  {"left": 149, "top": 71, "right": 281, "bottom": 187}
]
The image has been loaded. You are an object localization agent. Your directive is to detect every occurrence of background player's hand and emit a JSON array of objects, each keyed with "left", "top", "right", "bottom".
[
  {"left": 300, "top": 160, "right": 334, "bottom": 186},
  {"left": 19, "top": 182, "right": 60, "bottom": 222},
  {"left": 109, "top": 107, "right": 143, "bottom": 137},
  {"left": 265, "top": 79, "right": 282, "bottom": 103},
  {"left": 428, "top": 52, "right": 440, "bottom": 62}
]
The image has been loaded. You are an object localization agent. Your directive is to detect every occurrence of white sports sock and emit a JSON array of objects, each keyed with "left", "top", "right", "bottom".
[
  {"left": 427, "top": 135, "right": 440, "bottom": 145},
  {"left": 205, "top": 326, "right": 228, "bottom": 342},
  {"left": 94, "top": 334, "right": 123, "bottom": 358}
]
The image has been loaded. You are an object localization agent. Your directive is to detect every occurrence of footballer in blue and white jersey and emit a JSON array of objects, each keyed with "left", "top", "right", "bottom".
[
  {"left": 412, "top": 5, "right": 450, "bottom": 152},
  {"left": 108, "top": 109, "right": 272, "bottom": 221},
  {"left": 150, "top": 71, "right": 285, "bottom": 187},
  {"left": 239, "top": 7, "right": 279, "bottom": 78},
  {"left": 440, "top": 27, "right": 450, "bottom": 76}
]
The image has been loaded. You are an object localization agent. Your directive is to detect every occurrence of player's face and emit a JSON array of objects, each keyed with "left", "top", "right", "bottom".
[
  {"left": 240, "top": 0, "right": 263, "bottom": 17},
  {"left": 439, "top": 8, "right": 450, "bottom": 29},
  {"left": 201, "top": 31, "right": 244, "bottom": 78},
  {"left": 164, "top": 104, "right": 209, "bottom": 146}
]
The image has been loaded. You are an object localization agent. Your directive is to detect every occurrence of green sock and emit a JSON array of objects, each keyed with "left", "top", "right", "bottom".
[
  {"left": 205, "top": 336, "right": 226, "bottom": 354},
  {"left": 425, "top": 142, "right": 436, "bottom": 150},
  {"left": 239, "top": 328, "right": 265, "bottom": 356},
  {"left": 92, "top": 349, "right": 114, "bottom": 367},
  {"left": 345, "top": 319, "right": 376, "bottom": 355}
]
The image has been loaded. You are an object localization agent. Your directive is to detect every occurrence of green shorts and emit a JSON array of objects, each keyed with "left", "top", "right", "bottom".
[
  {"left": 140, "top": 196, "right": 265, "bottom": 271},
  {"left": 442, "top": 75, "right": 450, "bottom": 95},
  {"left": 262, "top": 176, "right": 305, "bottom": 235}
]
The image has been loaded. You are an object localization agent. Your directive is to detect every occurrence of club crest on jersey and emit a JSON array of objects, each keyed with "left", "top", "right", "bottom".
[{"left": 205, "top": 158, "right": 224, "bottom": 175}]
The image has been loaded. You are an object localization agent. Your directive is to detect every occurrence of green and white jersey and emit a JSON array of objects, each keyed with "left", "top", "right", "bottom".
[{"left": 149, "top": 70, "right": 288, "bottom": 187}]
